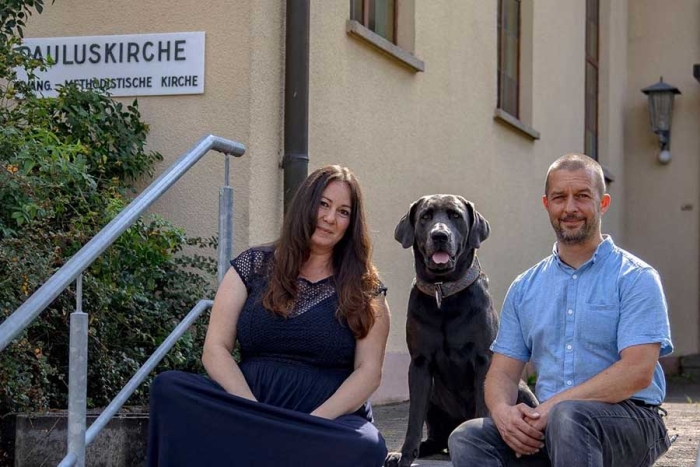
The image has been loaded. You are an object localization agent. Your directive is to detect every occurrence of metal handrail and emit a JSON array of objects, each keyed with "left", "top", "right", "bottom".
[
  {"left": 57, "top": 453, "right": 77, "bottom": 467},
  {"left": 0, "top": 134, "right": 244, "bottom": 352},
  {"left": 59, "top": 299, "right": 214, "bottom": 465},
  {"left": 0, "top": 134, "right": 245, "bottom": 466},
  {"left": 85, "top": 299, "right": 213, "bottom": 446}
]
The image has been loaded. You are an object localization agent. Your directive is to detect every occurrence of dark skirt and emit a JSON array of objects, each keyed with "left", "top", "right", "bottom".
[{"left": 147, "top": 362, "right": 387, "bottom": 467}]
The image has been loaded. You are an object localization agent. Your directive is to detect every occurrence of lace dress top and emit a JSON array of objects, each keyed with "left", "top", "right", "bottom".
[{"left": 231, "top": 246, "right": 386, "bottom": 371}]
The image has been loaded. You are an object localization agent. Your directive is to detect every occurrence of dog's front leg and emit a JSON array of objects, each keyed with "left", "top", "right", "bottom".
[
  {"left": 403, "top": 360, "right": 433, "bottom": 460},
  {"left": 474, "top": 353, "right": 490, "bottom": 418},
  {"left": 385, "top": 358, "right": 433, "bottom": 467}
]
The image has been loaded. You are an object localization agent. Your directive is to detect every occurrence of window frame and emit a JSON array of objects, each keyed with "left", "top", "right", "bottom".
[
  {"left": 585, "top": 0, "right": 600, "bottom": 160},
  {"left": 351, "top": 0, "right": 398, "bottom": 45},
  {"left": 497, "top": 0, "right": 521, "bottom": 119},
  {"left": 346, "top": 0, "right": 424, "bottom": 72}
]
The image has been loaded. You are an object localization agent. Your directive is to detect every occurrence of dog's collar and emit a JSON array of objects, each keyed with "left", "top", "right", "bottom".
[{"left": 414, "top": 256, "right": 482, "bottom": 309}]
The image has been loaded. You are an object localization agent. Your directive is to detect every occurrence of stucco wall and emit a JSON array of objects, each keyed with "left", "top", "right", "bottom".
[
  {"left": 625, "top": 0, "right": 700, "bottom": 356},
  {"left": 245, "top": 1, "right": 286, "bottom": 250},
  {"left": 598, "top": 0, "right": 628, "bottom": 241},
  {"left": 24, "top": 0, "right": 286, "bottom": 257}
]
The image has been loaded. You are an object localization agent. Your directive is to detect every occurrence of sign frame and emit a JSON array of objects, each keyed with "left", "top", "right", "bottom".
[{"left": 16, "top": 31, "right": 206, "bottom": 97}]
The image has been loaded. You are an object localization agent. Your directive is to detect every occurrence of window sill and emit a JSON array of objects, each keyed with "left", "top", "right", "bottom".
[
  {"left": 493, "top": 108, "right": 540, "bottom": 140},
  {"left": 346, "top": 20, "right": 424, "bottom": 72}
]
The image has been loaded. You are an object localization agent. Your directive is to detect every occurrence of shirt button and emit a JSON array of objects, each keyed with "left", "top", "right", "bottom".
[
  {"left": 572, "top": 274, "right": 578, "bottom": 279},
  {"left": 566, "top": 344, "right": 572, "bottom": 350},
  {"left": 566, "top": 380, "right": 573, "bottom": 386},
  {"left": 567, "top": 309, "right": 573, "bottom": 315}
]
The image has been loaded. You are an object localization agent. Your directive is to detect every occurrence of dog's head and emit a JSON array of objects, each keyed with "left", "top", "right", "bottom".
[{"left": 395, "top": 195, "right": 490, "bottom": 277}]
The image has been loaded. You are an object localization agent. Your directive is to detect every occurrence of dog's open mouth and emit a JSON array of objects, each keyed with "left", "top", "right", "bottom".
[
  {"left": 433, "top": 252, "right": 450, "bottom": 264},
  {"left": 427, "top": 251, "right": 455, "bottom": 271}
]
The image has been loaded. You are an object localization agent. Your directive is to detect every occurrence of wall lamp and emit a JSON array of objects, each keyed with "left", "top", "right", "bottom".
[{"left": 641, "top": 77, "right": 681, "bottom": 164}]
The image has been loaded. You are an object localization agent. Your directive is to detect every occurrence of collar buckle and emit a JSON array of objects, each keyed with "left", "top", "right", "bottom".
[{"left": 434, "top": 282, "right": 444, "bottom": 308}]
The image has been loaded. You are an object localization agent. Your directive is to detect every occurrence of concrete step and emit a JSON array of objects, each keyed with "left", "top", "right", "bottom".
[
  {"left": 1, "top": 409, "right": 148, "bottom": 466},
  {"left": 411, "top": 461, "right": 453, "bottom": 466}
]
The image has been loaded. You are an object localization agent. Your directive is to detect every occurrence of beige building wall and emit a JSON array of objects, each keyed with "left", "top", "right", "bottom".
[
  {"left": 24, "top": 0, "right": 692, "bottom": 403},
  {"left": 25, "top": 0, "right": 285, "bottom": 256},
  {"left": 598, "top": 0, "right": 629, "bottom": 241},
  {"left": 624, "top": 0, "right": 700, "bottom": 356}
]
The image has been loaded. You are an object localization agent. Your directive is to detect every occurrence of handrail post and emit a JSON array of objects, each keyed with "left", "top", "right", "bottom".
[
  {"left": 84, "top": 300, "right": 213, "bottom": 447},
  {"left": 67, "top": 274, "right": 88, "bottom": 467},
  {"left": 217, "top": 154, "right": 233, "bottom": 284}
]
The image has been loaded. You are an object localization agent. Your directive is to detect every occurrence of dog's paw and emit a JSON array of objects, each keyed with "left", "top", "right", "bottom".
[
  {"left": 383, "top": 452, "right": 401, "bottom": 467},
  {"left": 418, "top": 438, "right": 447, "bottom": 457},
  {"left": 383, "top": 452, "right": 413, "bottom": 467}
]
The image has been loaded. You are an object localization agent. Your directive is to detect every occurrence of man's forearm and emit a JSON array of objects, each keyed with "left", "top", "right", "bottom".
[
  {"left": 546, "top": 365, "right": 645, "bottom": 407},
  {"left": 485, "top": 368, "right": 521, "bottom": 413}
]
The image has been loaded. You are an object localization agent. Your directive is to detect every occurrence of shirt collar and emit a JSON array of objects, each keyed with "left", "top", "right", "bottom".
[{"left": 552, "top": 235, "right": 615, "bottom": 271}]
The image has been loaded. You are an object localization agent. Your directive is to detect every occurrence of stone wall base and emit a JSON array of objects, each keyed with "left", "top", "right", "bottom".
[{"left": 0, "top": 409, "right": 148, "bottom": 467}]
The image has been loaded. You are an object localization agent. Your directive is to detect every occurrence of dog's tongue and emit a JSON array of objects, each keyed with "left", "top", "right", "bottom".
[{"left": 432, "top": 252, "right": 450, "bottom": 264}]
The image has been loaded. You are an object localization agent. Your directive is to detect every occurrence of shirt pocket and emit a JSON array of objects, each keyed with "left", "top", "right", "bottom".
[{"left": 580, "top": 303, "right": 620, "bottom": 355}]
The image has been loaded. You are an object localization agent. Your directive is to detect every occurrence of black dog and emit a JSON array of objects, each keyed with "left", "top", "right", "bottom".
[{"left": 385, "top": 195, "right": 536, "bottom": 467}]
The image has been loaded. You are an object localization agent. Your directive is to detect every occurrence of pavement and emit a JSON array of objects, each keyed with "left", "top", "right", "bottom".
[{"left": 373, "top": 376, "right": 700, "bottom": 467}]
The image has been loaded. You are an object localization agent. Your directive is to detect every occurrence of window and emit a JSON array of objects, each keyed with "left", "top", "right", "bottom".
[
  {"left": 346, "top": 0, "right": 423, "bottom": 72},
  {"left": 497, "top": 0, "right": 520, "bottom": 118},
  {"left": 351, "top": 0, "right": 396, "bottom": 44},
  {"left": 585, "top": 0, "right": 599, "bottom": 160},
  {"left": 493, "top": 0, "right": 538, "bottom": 140}
]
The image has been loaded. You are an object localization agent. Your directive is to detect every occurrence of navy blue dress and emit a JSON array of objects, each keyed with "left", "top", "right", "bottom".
[{"left": 148, "top": 246, "right": 387, "bottom": 466}]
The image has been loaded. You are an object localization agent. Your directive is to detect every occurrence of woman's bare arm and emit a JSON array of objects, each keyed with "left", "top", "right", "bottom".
[{"left": 201, "top": 267, "right": 257, "bottom": 401}]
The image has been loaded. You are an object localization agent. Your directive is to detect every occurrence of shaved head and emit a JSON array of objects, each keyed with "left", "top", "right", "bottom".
[{"left": 545, "top": 153, "right": 605, "bottom": 198}]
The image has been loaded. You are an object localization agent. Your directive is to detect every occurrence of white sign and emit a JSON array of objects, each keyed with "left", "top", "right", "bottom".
[{"left": 15, "top": 32, "right": 205, "bottom": 97}]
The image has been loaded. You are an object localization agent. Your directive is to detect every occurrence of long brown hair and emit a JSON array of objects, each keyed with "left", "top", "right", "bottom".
[{"left": 262, "top": 165, "right": 381, "bottom": 339}]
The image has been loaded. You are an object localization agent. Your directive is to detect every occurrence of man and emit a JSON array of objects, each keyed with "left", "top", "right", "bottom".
[{"left": 448, "top": 154, "right": 673, "bottom": 466}]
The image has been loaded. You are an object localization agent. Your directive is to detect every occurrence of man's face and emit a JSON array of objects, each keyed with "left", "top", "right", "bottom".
[{"left": 542, "top": 168, "right": 610, "bottom": 245}]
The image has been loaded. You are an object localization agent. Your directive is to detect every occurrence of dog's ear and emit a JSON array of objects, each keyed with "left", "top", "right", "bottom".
[
  {"left": 460, "top": 197, "right": 491, "bottom": 249},
  {"left": 394, "top": 199, "right": 422, "bottom": 249}
]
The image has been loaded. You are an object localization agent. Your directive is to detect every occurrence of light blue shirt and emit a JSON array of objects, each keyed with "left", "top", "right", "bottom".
[{"left": 492, "top": 236, "right": 673, "bottom": 405}]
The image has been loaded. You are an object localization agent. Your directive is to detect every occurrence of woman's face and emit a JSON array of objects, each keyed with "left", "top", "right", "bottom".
[{"left": 310, "top": 181, "right": 352, "bottom": 253}]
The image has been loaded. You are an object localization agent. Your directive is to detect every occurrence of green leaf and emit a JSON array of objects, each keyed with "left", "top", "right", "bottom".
[{"left": 21, "top": 159, "right": 35, "bottom": 173}]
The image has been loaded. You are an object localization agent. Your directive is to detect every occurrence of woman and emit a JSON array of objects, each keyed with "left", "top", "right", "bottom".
[{"left": 148, "top": 165, "right": 391, "bottom": 466}]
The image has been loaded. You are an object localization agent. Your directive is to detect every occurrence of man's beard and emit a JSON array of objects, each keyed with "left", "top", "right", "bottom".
[{"left": 552, "top": 215, "right": 598, "bottom": 245}]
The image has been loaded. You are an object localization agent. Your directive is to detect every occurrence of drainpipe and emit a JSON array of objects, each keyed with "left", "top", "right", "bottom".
[{"left": 282, "top": 0, "right": 310, "bottom": 213}]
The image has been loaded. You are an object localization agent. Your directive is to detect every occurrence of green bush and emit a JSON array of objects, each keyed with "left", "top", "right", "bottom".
[{"left": 0, "top": 0, "right": 217, "bottom": 414}]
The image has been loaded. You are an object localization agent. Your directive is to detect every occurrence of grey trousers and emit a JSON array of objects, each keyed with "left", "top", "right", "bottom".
[{"left": 448, "top": 399, "right": 670, "bottom": 467}]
